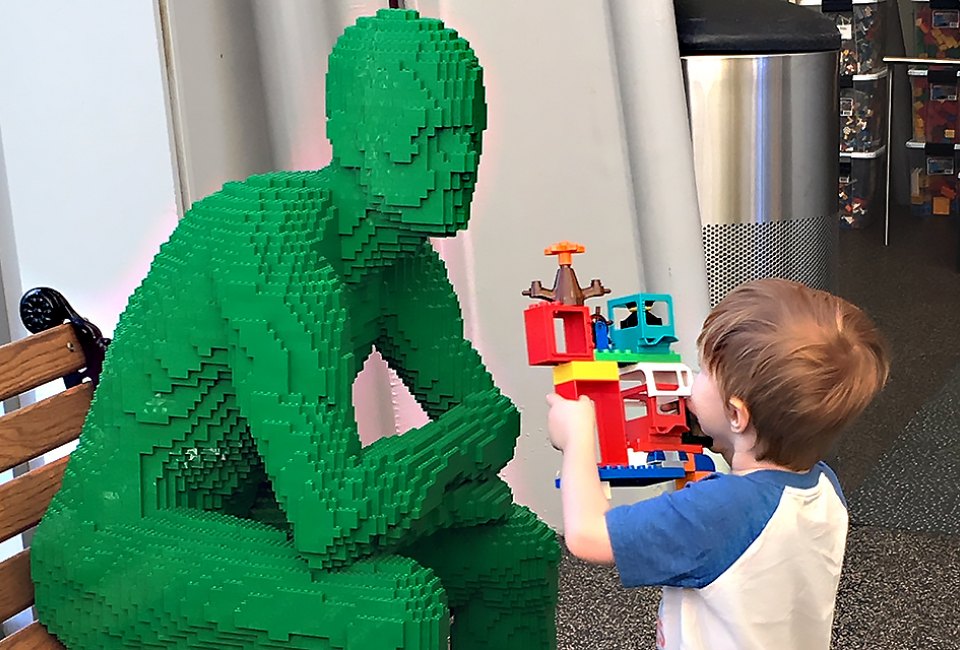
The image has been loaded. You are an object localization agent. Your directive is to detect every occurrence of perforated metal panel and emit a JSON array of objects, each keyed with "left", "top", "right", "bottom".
[
  {"left": 702, "top": 215, "right": 838, "bottom": 307},
  {"left": 683, "top": 50, "right": 839, "bottom": 309}
]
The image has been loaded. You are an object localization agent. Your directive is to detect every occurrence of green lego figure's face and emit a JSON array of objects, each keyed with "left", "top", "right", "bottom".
[
  {"left": 326, "top": 9, "right": 487, "bottom": 238},
  {"left": 380, "top": 120, "right": 482, "bottom": 236}
]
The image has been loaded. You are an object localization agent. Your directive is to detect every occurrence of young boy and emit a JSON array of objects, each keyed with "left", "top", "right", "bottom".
[{"left": 546, "top": 278, "right": 890, "bottom": 650}]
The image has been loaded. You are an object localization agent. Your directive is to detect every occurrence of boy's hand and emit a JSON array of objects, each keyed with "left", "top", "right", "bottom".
[
  {"left": 545, "top": 393, "right": 597, "bottom": 452},
  {"left": 545, "top": 393, "right": 615, "bottom": 565}
]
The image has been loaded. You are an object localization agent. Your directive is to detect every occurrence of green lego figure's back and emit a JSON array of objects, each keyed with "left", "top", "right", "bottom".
[{"left": 30, "top": 10, "right": 559, "bottom": 649}]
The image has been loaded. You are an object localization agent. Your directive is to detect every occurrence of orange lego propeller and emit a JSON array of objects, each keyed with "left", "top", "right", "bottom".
[
  {"left": 544, "top": 241, "right": 586, "bottom": 267},
  {"left": 524, "top": 240, "right": 609, "bottom": 305}
]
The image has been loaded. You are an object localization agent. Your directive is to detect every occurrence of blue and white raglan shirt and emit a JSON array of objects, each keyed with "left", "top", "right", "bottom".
[{"left": 605, "top": 462, "right": 848, "bottom": 650}]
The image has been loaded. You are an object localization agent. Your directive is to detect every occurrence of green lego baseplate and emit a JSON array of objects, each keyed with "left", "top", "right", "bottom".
[{"left": 30, "top": 9, "right": 560, "bottom": 649}]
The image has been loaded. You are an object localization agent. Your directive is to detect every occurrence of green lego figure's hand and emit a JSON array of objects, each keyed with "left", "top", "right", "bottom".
[
  {"left": 434, "top": 477, "right": 514, "bottom": 528},
  {"left": 375, "top": 241, "right": 519, "bottom": 476},
  {"left": 428, "top": 393, "right": 519, "bottom": 527},
  {"left": 437, "top": 389, "right": 519, "bottom": 479},
  {"left": 358, "top": 387, "right": 517, "bottom": 537}
]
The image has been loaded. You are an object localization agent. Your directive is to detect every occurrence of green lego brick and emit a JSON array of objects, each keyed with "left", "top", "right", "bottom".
[
  {"left": 594, "top": 349, "right": 683, "bottom": 364},
  {"left": 31, "top": 8, "right": 558, "bottom": 650}
]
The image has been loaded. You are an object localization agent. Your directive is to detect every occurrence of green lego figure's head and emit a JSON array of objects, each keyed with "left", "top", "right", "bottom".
[{"left": 326, "top": 9, "right": 486, "bottom": 238}]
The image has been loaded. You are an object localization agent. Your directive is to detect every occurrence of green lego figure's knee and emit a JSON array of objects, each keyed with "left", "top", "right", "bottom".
[
  {"left": 402, "top": 505, "right": 561, "bottom": 650},
  {"left": 32, "top": 509, "right": 451, "bottom": 650}
]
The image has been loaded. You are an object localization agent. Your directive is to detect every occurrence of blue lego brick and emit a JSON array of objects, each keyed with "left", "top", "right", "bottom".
[
  {"left": 693, "top": 453, "right": 717, "bottom": 472},
  {"left": 593, "top": 319, "right": 612, "bottom": 351},
  {"left": 554, "top": 463, "right": 686, "bottom": 488}
]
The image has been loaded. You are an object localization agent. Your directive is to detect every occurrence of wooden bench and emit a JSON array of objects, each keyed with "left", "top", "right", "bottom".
[{"left": 0, "top": 288, "right": 109, "bottom": 650}]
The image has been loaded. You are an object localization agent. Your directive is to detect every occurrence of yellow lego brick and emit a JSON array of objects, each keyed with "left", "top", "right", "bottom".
[{"left": 553, "top": 360, "right": 620, "bottom": 385}]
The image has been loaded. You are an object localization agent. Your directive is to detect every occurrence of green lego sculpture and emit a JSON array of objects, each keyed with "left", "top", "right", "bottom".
[{"left": 30, "top": 10, "right": 560, "bottom": 649}]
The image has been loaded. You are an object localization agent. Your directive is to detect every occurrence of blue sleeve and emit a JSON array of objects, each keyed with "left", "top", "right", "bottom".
[
  {"left": 604, "top": 474, "right": 784, "bottom": 588},
  {"left": 817, "top": 461, "right": 848, "bottom": 509}
]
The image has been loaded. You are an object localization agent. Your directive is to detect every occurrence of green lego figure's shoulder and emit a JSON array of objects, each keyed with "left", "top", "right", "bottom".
[
  {"left": 109, "top": 169, "right": 342, "bottom": 345},
  {"left": 184, "top": 171, "right": 337, "bottom": 231},
  {"left": 154, "top": 170, "right": 340, "bottom": 269}
]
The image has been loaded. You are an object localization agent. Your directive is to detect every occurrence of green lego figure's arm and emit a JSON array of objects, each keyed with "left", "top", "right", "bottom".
[
  {"left": 371, "top": 242, "right": 519, "bottom": 524},
  {"left": 216, "top": 244, "right": 511, "bottom": 569},
  {"left": 376, "top": 242, "right": 499, "bottom": 417}
]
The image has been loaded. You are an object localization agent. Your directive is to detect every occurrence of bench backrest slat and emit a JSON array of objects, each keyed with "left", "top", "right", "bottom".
[
  {"left": 0, "top": 550, "right": 31, "bottom": 624},
  {"left": 0, "top": 621, "right": 65, "bottom": 649},
  {"left": 0, "top": 457, "right": 69, "bottom": 543},
  {"left": 0, "top": 383, "right": 92, "bottom": 474},
  {"left": 0, "top": 325, "right": 85, "bottom": 403},
  {"left": 0, "top": 298, "right": 101, "bottom": 649}
]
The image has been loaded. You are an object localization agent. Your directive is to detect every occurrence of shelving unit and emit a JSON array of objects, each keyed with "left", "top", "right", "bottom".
[
  {"left": 793, "top": 0, "right": 891, "bottom": 229},
  {"left": 878, "top": 2, "right": 960, "bottom": 270}
]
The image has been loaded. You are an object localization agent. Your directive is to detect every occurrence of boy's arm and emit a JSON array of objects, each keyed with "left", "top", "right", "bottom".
[
  {"left": 547, "top": 398, "right": 791, "bottom": 589},
  {"left": 546, "top": 393, "right": 615, "bottom": 564}
]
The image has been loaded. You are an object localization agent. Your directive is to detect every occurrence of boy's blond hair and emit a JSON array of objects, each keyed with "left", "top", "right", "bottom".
[{"left": 697, "top": 278, "right": 890, "bottom": 471}]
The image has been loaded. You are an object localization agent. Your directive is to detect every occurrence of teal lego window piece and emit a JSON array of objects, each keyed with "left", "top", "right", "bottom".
[
  {"left": 606, "top": 293, "right": 679, "bottom": 355},
  {"left": 29, "top": 8, "right": 559, "bottom": 650}
]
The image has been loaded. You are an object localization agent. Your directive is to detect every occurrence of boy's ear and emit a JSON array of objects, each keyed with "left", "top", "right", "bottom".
[{"left": 726, "top": 397, "right": 751, "bottom": 434}]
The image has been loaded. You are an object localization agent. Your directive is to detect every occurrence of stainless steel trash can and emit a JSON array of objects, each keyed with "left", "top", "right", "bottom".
[{"left": 677, "top": 0, "right": 842, "bottom": 306}]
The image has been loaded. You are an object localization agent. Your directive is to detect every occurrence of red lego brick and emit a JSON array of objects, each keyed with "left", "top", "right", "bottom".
[
  {"left": 523, "top": 302, "right": 594, "bottom": 366},
  {"left": 555, "top": 378, "right": 628, "bottom": 466},
  {"left": 621, "top": 384, "right": 701, "bottom": 454}
]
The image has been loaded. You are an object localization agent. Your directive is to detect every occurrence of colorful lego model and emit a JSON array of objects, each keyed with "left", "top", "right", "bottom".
[
  {"left": 522, "top": 242, "right": 715, "bottom": 491},
  {"left": 30, "top": 10, "right": 559, "bottom": 650}
]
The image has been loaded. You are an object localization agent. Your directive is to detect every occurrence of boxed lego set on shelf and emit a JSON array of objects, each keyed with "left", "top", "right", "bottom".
[
  {"left": 799, "top": 0, "right": 960, "bottom": 226},
  {"left": 910, "top": 67, "right": 960, "bottom": 142},
  {"left": 793, "top": 0, "right": 890, "bottom": 229},
  {"left": 905, "top": 2, "right": 960, "bottom": 220},
  {"left": 912, "top": 0, "right": 960, "bottom": 59},
  {"left": 907, "top": 140, "right": 960, "bottom": 215}
]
